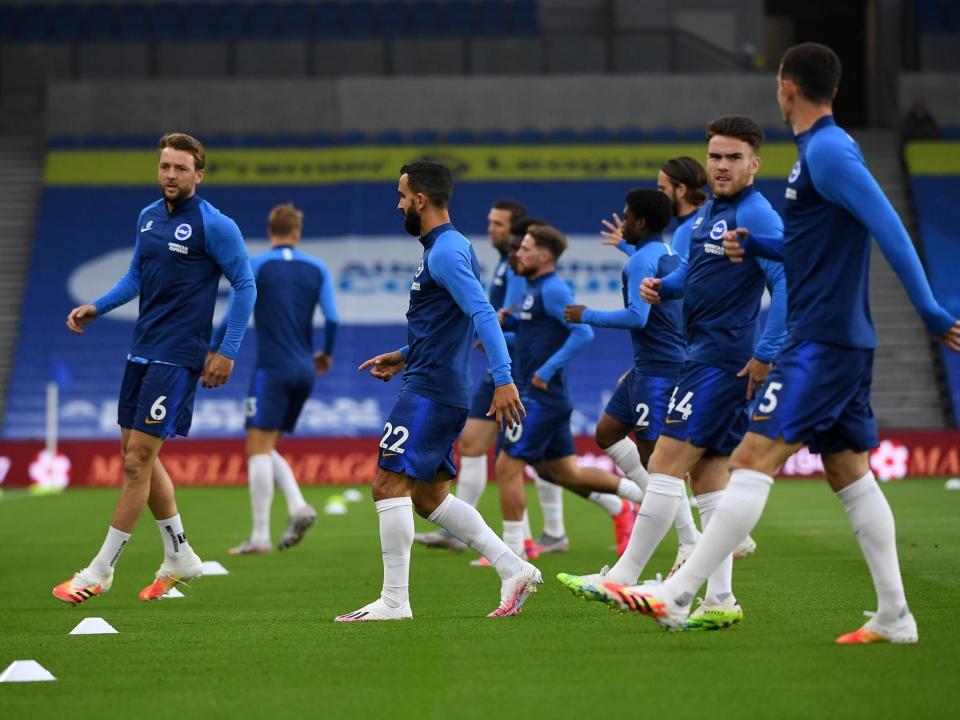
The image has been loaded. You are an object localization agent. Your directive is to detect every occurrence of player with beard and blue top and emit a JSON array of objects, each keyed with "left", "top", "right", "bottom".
[
  {"left": 336, "top": 161, "right": 541, "bottom": 623},
  {"left": 621, "top": 43, "right": 960, "bottom": 642},
  {"left": 54, "top": 133, "right": 256, "bottom": 606}
]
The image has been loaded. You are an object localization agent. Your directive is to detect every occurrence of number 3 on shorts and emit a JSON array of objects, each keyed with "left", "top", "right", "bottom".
[{"left": 758, "top": 381, "right": 783, "bottom": 414}]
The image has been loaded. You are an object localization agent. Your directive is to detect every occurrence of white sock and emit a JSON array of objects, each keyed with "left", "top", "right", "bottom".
[
  {"left": 156, "top": 513, "right": 193, "bottom": 561},
  {"left": 271, "top": 451, "right": 306, "bottom": 516},
  {"left": 89, "top": 526, "right": 131, "bottom": 576},
  {"left": 248, "top": 454, "right": 274, "bottom": 545},
  {"left": 665, "top": 469, "right": 773, "bottom": 607},
  {"left": 606, "top": 473, "right": 684, "bottom": 585},
  {"left": 376, "top": 497, "right": 414, "bottom": 608},
  {"left": 695, "top": 491, "right": 733, "bottom": 601},
  {"left": 502, "top": 519, "right": 526, "bottom": 557},
  {"left": 456, "top": 455, "right": 487, "bottom": 507},
  {"left": 521, "top": 509, "right": 532, "bottom": 541},
  {"left": 674, "top": 491, "right": 702, "bottom": 546},
  {"left": 836, "top": 472, "right": 909, "bottom": 623},
  {"left": 588, "top": 491, "right": 623, "bottom": 516},
  {"left": 604, "top": 438, "right": 649, "bottom": 494},
  {"left": 429, "top": 495, "right": 523, "bottom": 580},
  {"left": 616, "top": 477, "right": 644, "bottom": 502},
  {"left": 534, "top": 471, "right": 565, "bottom": 537}
]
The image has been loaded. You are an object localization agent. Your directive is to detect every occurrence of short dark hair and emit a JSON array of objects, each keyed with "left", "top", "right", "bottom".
[
  {"left": 525, "top": 223, "right": 567, "bottom": 260},
  {"left": 511, "top": 216, "right": 547, "bottom": 238},
  {"left": 400, "top": 160, "right": 453, "bottom": 208},
  {"left": 706, "top": 116, "right": 764, "bottom": 152},
  {"left": 493, "top": 199, "right": 526, "bottom": 224},
  {"left": 660, "top": 156, "right": 708, "bottom": 206},
  {"left": 159, "top": 132, "right": 205, "bottom": 170},
  {"left": 268, "top": 203, "right": 303, "bottom": 237},
  {"left": 780, "top": 42, "right": 842, "bottom": 105},
  {"left": 624, "top": 189, "right": 673, "bottom": 234}
]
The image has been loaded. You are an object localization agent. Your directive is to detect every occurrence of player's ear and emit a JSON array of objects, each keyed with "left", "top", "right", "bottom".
[
  {"left": 751, "top": 153, "right": 761, "bottom": 174},
  {"left": 195, "top": 168, "right": 204, "bottom": 185}
]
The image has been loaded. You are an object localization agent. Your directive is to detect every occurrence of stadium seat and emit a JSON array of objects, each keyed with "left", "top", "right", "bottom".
[
  {"left": 478, "top": 129, "right": 511, "bottom": 144},
  {"left": 117, "top": 3, "right": 152, "bottom": 38},
  {"left": 680, "top": 127, "right": 705, "bottom": 142},
  {"left": 153, "top": 2, "right": 186, "bottom": 38},
  {"left": 511, "top": 0, "right": 539, "bottom": 35},
  {"left": 218, "top": 1, "right": 249, "bottom": 39},
  {"left": 546, "top": 128, "right": 580, "bottom": 144},
  {"left": 617, "top": 127, "right": 648, "bottom": 143},
  {"left": 476, "top": 0, "right": 508, "bottom": 35},
  {"left": 48, "top": 135, "right": 81, "bottom": 149},
  {"left": 305, "top": 131, "right": 336, "bottom": 146},
  {"left": 340, "top": 130, "right": 371, "bottom": 145},
  {"left": 204, "top": 133, "right": 239, "bottom": 147},
  {"left": 582, "top": 127, "right": 614, "bottom": 144},
  {"left": 239, "top": 133, "right": 272, "bottom": 147},
  {"left": 375, "top": 129, "right": 406, "bottom": 145},
  {"left": 514, "top": 127, "right": 546, "bottom": 144},
  {"left": 344, "top": 1, "right": 376, "bottom": 36},
  {"left": 273, "top": 133, "right": 306, "bottom": 147},
  {"left": 0, "top": 5, "right": 16, "bottom": 42},
  {"left": 20, "top": 4, "right": 52, "bottom": 42},
  {"left": 409, "top": 129, "right": 440, "bottom": 144},
  {"left": 380, "top": 1, "right": 411, "bottom": 36},
  {"left": 445, "top": 128, "right": 476, "bottom": 144},
  {"left": 282, "top": 2, "right": 314, "bottom": 37},
  {"left": 445, "top": 0, "right": 473, "bottom": 35},
  {"left": 314, "top": 1, "right": 343, "bottom": 36},
  {"left": 648, "top": 127, "right": 680, "bottom": 142},
  {"left": 81, "top": 3, "right": 117, "bottom": 41},
  {"left": 411, "top": 0, "right": 442, "bottom": 35},
  {"left": 248, "top": 2, "right": 280, "bottom": 37},
  {"left": 941, "top": 126, "right": 960, "bottom": 139}
]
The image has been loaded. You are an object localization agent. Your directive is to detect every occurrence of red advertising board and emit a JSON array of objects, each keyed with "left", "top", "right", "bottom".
[{"left": 1, "top": 431, "right": 958, "bottom": 490}]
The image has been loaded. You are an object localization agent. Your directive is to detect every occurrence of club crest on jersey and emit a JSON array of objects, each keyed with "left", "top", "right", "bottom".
[
  {"left": 174, "top": 223, "right": 192, "bottom": 241},
  {"left": 788, "top": 161, "right": 802, "bottom": 183},
  {"left": 709, "top": 220, "right": 728, "bottom": 241},
  {"left": 522, "top": 294, "right": 534, "bottom": 311}
]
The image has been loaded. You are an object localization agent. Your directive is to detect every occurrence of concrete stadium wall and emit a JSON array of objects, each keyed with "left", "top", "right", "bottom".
[
  {"left": 46, "top": 73, "right": 783, "bottom": 137},
  {"left": 900, "top": 73, "right": 960, "bottom": 125}
]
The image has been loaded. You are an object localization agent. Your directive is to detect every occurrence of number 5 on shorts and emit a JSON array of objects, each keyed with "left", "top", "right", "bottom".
[{"left": 758, "top": 381, "right": 783, "bottom": 414}]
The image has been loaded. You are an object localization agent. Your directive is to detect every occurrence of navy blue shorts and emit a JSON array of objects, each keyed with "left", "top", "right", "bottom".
[
  {"left": 245, "top": 368, "right": 314, "bottom": 433},
  {"left": 659, "top": 362, "right": 749, "bottom": 456},
  {"left": 377, "top": 389, "right": 468, "bottom": 482},
  {"left": 501, "top": 399, "right": 575, "bottom": 463},
  {"left": 118, "top": 361, "right": 199, "bottom": 439},
  {"left": 468, "top": 374, "right": 496, "bottom": 420},
  {"left": 749, "top": 339, "right": 879, "bottom": 455},
  {"left": 604, "top": 368, "right": 680, "bottom": 442}
]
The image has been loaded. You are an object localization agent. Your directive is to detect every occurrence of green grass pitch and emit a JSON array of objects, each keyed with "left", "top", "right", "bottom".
[{"left": 1, "top": 479, "right": 958, "bottom": 719}]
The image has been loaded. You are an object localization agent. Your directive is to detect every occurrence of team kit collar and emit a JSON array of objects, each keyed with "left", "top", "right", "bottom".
[
  {"left": 166, "top": 193, "right": 200, "bottom": 217},
  {"left": 795, "top": 114, "right": 836, "bottom": 144},
  {"left": 419, "top": 222, "right": 454, "bottom": 248},
  {"left": 712, "top": 184, "right": 756, "bottom": 211}
]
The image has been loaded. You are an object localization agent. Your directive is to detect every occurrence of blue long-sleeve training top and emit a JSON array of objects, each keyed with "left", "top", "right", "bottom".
[
  {"left": 766, "top": 115, "right": 954, "bottom": 347},
  {"left": 658, "top": 185, "right": 789, "bottom": 371},
  {"left": 515, "top": 271, "right": 594, "bottom": 408},
  {"left": 93, "top": 194, "right": 256, "bottom": 370},
  {"left": 212, "top": 244, "right": 340, "bottom": 374},
  {"left": 581, "top": 236, "right": 685, "bottom": 375},
  {"left": 401, "top": 223, "right": 512, "bottom": 409}
]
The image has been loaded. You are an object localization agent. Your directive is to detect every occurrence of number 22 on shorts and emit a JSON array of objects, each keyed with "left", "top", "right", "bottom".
[{"left": 379, "top": 422, "right": 410, "bottom": 456}]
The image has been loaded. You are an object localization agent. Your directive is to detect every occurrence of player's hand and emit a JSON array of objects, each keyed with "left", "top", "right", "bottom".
[
  {"left": 66, "top": 304, "right": 98, "bottom": 334},
  {"left": 640, "top": 277, "right": 662, "bottom": 304},
  {"left": 497, "top": 307, "right": 513, "bottom": 326},
  {"left": 601, "top": 213, "right": 624, "bottom": 246},
  {"left": 202, "top": 352, "right": 234, "bottom": 388},
  {"left": 737, "top": 357, "right": 772, "bottom": 399},
  {"left": 358, "top": 350, "right": 405, "bottom": 382},
  {"left": 314, "top": 352, "right": 333, "bottom": 375},
  {"left": 942, "top": 320, "right": 960, "bottom": 352},
  {"left": 531, "top": 374, "right": 548, "bottom": 391},
  {"left": 563, "top": 304, "right": 587, "bottom": 323},
  {"left": 487, "top": 382, "right": 525, "bottom": 431},
  {"left": 722, "top": 228, "right": 750, "bottom": 264}
]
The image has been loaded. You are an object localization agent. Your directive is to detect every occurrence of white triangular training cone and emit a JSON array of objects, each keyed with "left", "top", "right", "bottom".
[
  {"left": 69, "top": 617, "right": 118, "bottom": 635},
  {"left": 0, "top": 660, "right": 56, "bottom": 682},
  {"left": 162, "top": 587, "right": 184, "bottom": 599},
  {"left": 201, "top": 561, "right": 229, "bottom": 576}
]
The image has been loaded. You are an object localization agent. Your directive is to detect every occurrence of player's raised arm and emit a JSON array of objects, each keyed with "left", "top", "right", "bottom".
[
  {"left": 808, "top": 133, "right": 957, "bottom": 341},
  {"left": 535, "top": 276, "right": 594, "bottom": 387},
  {"left": 600, "top": 212, "right": 635, "bottom": 256},
  {"left": 576, "top": 250, "right": 655, "bottom": 330}
]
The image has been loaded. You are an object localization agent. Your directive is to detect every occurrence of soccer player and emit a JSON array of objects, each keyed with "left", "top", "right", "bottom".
[
  {"left": 223, "top": 203, "right": 340, "bottom": 555},
  {"left": 613, "top": 43, "right": 960, "bottom": 642},
  {"left": 336, "top": 161, "right": 539, "bottom": 622},
  {"left": 495, "top": 224, "right": 645, "bottom": 560},
  {"left": 54, "top": 133, "right": 256, "bottom": 604},
  {"left": 562, "top": 117, "right": 788, "bottom": 629}
]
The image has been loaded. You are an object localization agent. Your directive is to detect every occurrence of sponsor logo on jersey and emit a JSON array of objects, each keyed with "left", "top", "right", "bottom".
[
  {"left": 140, "top": 220, "right": 153, "bottom": 233},
  {"left": 174, "top": 223, "right": 192, "bottom": 241},
  {"left": 785, "top": 188, "right": 797, "bottom": 200},
  {"left": 703, "top": 243, "right": 725, "bottom": 256},
  {"left": 788, "top": 161, "right": 801, "bottom": 183},
  {"left": 168, "top": 242, "right": 189, "bottom": 255},
  {"left": 411, "top": 281, "right": 421, "bottom": 291},
  {"left": 709, "top": 219, "right": 728, "bottom": 241}
]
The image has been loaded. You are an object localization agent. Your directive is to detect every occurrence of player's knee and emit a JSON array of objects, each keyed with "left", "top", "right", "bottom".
[
  {"left": 594, "top": 423, "right": 621, "bottom": 450},
  {"left": 411, "top": 495, "right": 439, "bottom": 518},
  {"left": 122, "top": 444, "right": 154, "bottom": 483},
  {"left": 459, "top": 432, "right": 490, "bottom": 457}
]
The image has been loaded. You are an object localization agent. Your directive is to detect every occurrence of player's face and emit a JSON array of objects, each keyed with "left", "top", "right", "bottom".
[
  {"left": 515, "top": 234, "right": 544, "bottom": 277},
  {"left": 487, "top": 208, "right": 513, "bottom": 250},
  {"left": 507, "top": 235, "right": 523, "bottom": 272},
  {"left": 621, "top": 206, "right": 646, "bottom": 245},
  {"left": 776, "top": 68, "right": 794, "bottom": 125},
  {"left": 396, "top": 174, "right": 423, "bottom": 237},
  {"left": 158, "top": 148, "right": 202, "bottom": 205},
  {"left": 707, "top": 135, "right": 760, "bottom": 198},
  {"left": 656, "top": 170, "right": 681, "bottom": 216}
]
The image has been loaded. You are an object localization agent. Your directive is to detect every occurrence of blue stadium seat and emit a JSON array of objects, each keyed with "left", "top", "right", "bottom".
[
  {"left": 314, "top": 1, "right": 343, "bottom": 36},
  {"left": 680, "top": 127, "right": 705, "bottom": 142},
  {"left": 204, "top": 133, "right": 239, "bottom": 147},
  {"left": 343, "top": 1, "right": 376, "bottom": 36},
  {"left": 273, "top": 133, "right": 306, "bottom": 147},
  {"left": 478, "top": 129, "right": 510, "bottom": 144},
  {"left": 218, "top": 1, "right": 249, "bottom": 39},
  {"left": 411, "top": 0, "right": 442, "bottom": 35},
  {"left": 546, "top": 128, "right": 580, "bottom": 144},
  {"left": 340, "top": 130, "right": 370, "bottom": 145},
  {"left": 648, "top": 127, "right": 680, "bottom": 142},
  {"left": 248, "top": 2, "right": 280, "bottom": 37},
  {"left": 118, "top": 4, "right": 152, "bottom": 37},
  {"left": 376, "top": 129, "right": 406, "bottom": 145},
  {"left": 48, "top": 136, "right": 81, "bottom": 149},
  {"left": 239, "top": 132, "right": 272, "bottom": 147},
  {"left": 49, "top": 3, "right": 82, "bottom": 42},
  {"left": 941, "top": 126, "right": 960, "bottom": 139},
  {"left": 582, "top": 127, "right": 614, "bottom": 143},
  {"left": 514, "top": 128, "right": 546, "bottom": 144},
  {"left": 282, "top": 2, "right": 314, "bottom": 37},
  {"left": 305, "top": 131, "right": 336, "bottom": 146},
  {"left": 617, "top": 127, "right": 648, "bottom": 143},
  {"left": 445, "top": 128, "right": 476, "bottom": 144},
  {"left": 0, "top": 6, "right": 16, "bottom": 42},
  {"left": 409, "top": 129, "right": 440, "bottom": 144},
  {"left": 476, "top": 0, "right": 508, "bottom": 35},
  {"left": 20, "top": 4, "right": 52, "bottom": 42},
  {"left": 445, "top": 1, "right": 473, "bottom": 35},
  {"left": 152, "top": 2, "right": 185, "bottom": 38},
  {"left": 113, "top": 135, "right": 156, "bottom": 148},
  {"left": 81, "top": 3, "right": 117, "bottom": 41},
  {"left": 380, "top": 1, "right": 411, "bottom": 36},
  {"left": 511, "top": 0, "right": 538, "bottom": 35}
]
